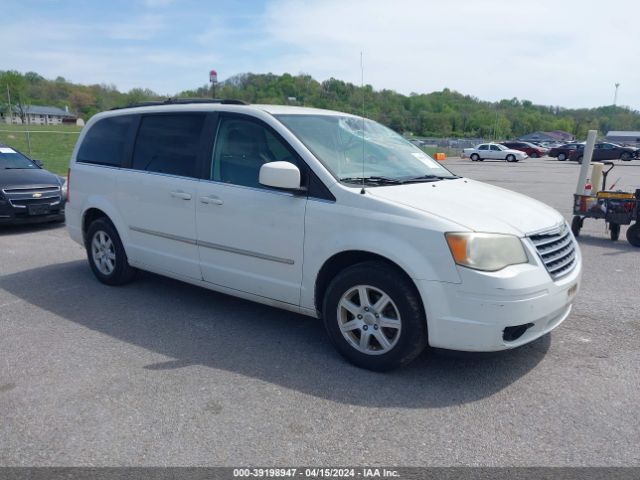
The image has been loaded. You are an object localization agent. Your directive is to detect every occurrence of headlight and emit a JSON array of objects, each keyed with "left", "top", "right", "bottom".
[{"left": 445, "top": 232, "right": 528, "bottom": 271}]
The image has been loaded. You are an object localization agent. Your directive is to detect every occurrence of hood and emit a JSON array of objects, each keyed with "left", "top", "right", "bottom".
[
  {"left": 368, "top": 178, "right": 564, "bottom": 236},
  {"left": 0, "top": 168, "right": 62, "bottom": 189}
]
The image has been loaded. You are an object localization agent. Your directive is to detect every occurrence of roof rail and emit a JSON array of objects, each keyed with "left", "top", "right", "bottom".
[{"left": 110, "top": 98, "right": 248, "bottom": 110}]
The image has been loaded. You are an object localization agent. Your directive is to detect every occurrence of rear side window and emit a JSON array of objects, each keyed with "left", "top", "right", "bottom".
[
  {"left": 77, "top": 115, "right": 134, "bottom": 166},
  {"left": 132, "top": 114, "right": 205, "bottom": 178}
]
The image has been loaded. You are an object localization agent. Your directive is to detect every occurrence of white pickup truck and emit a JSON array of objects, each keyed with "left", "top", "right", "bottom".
[{"left": 463, "top": 143, "right": 528, "bottom": 162}]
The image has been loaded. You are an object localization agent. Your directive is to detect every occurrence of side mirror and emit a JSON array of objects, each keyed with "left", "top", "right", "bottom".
[
  {"left": 33, "top": 159, "right": 44, "bottom": 167},
  {"left": 259, "top": 161, "right": 302, "bottom": 191}
]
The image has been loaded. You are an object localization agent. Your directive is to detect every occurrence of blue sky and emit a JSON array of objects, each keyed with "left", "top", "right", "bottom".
[{"left": 3, "top": 0, "right": 640, "bottom": 110}]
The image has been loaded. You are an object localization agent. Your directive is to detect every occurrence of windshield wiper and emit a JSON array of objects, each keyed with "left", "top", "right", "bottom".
[
  {"left": 3, "top": 167, "right": 30, "bottom": 170},
  {"left": 398, "top": 174, "right": 459, "bottom": 183},
  {"left": 340, "top": 176, "right": 403, "bottom": 185}
]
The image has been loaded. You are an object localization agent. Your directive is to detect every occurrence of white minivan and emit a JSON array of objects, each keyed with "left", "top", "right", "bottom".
[{"left": 66, "top": 100, "right": 581, "bottom": 370}]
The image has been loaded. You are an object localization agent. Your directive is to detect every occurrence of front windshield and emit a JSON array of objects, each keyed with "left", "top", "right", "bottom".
[
  {"left": 0, "top": 147, "right": 37, "bottom": 169},
  {"left": 276, "top": 114, "right": 456, "bottom": 183}
]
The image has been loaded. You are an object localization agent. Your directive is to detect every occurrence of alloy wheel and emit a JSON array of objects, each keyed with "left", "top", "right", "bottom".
[
  {"left": 337, "top": 285, "right": 402, "bottom": 355},
  {"left": 91, "top": 231, "right": 116, "bottom": 276}
]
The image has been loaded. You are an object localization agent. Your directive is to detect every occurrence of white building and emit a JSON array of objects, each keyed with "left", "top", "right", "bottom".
[
  {"left": 2, "top": 105, "right": 77, "bottom": 125},
  {"left": 605, "top": 131, "right": 640, "bottom": 146}
]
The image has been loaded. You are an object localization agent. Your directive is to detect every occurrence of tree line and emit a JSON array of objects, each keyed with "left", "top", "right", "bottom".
[{"left": 2, "top": 70, "right": 639, "bottom": 140}]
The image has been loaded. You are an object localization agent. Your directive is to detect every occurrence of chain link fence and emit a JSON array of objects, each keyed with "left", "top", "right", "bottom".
[
  {"left": 0, "top": 124, "right": 82, "bottom": 175},
  {"left": 409, "top": 137, "right": 486, "bottom": 158}
]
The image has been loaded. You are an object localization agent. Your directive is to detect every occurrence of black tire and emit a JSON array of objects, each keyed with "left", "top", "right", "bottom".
[
  {"left": 530, "top": 152, "right": 540, "bottom": 158},
  {"left": 571, "top": 216, "right": 582, "bottom": 237},
  {"left": 506, "top": 154, "right": 516, "bottom": 162},
  {"left": 576, "top": 155, "right": 584, "bottom": 164},
  {"left": 85, "top": 217, "right": 137, "bottom": 286},
  {"left": 609, "top": 223, "right": 620, "bottom": 241},
  {"left": 322, "top": 261, "right": 428, "bottom": 371},
  {"left": 626, "top": 223, "right": 640, "bottom": 247},
  {"left": 470, "top": 153, "right": 480, "bottom": 162},
  {"left": 557, "top": 153, "right": 567, "bottom": 161},
  {"left": 620, "top": 152, "right": 632, "bottom": 161}
]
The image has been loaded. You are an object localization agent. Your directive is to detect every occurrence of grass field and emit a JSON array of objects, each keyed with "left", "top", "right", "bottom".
[{"left": 0, "top": 124, "right": 82, "bottom": 175}]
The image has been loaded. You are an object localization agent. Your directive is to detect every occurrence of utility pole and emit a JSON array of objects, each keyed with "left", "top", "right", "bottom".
[
  {"left": 6, "top": 84, "right": 12, "bottom": 125},
  {"left": 613, "top": 83, "right": 620, "bottom": 106}
]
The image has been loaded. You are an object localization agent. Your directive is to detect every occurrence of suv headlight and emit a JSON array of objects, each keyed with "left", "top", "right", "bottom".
[{"left": 445, "top": 232, "right": 528, "bottom": 271}]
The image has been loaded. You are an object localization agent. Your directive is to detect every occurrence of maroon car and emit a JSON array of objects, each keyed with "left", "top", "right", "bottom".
[
  {"left": 500, "top": 141, "right": 547, "bottom": 158},
  {"left": 568, "top": 142, "right": 637, "bottom": 163},
  {"left": 548, "top": 143, "right": 584, "bottom": 161}
]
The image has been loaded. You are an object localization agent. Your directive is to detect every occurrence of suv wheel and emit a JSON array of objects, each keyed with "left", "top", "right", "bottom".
[
  {"left": 86, "top": 218, "right": 136, "bottom": 285},
  {"left": 557, "top": 153, "right": 567, "bottom": 161},
  {"left": 322, "top": 261, "right": 428, "bottom": 371}
]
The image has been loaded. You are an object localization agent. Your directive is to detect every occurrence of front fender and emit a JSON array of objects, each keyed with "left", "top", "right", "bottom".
[{"left": 300, "top": 199, "right": 462, "bottom": 310}]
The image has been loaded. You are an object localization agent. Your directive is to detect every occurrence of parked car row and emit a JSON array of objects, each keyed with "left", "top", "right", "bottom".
[{"left": 462, "top": 139, "right": 639, "bottom": 163}]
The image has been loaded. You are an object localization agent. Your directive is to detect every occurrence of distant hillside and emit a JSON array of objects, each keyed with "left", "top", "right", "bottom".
[{"left": 2, "top": 70, "right": 640, "bottom": 139}]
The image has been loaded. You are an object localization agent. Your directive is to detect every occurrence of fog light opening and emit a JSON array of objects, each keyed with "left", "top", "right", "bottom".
[{"left": 503, "top": 323, "right": 535, "bottom": 342}]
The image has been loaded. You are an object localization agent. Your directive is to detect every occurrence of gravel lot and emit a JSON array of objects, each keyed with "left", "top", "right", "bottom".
[{"left": 1, "top": 157, "right": 639, "bottom": 466}]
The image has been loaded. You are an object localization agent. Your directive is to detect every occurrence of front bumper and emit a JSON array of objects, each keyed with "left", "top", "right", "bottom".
[
  {"left": 0, "top": 199, "right": 65, "bottom": 225},
  {"left": 418, "top": 241, "right": 582, "bottom": 352}
]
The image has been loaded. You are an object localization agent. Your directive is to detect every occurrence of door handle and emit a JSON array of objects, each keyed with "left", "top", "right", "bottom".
[
  {"left": 170, "top": 190, "right": 192, "bottom": 200},
  {"left": 200, "top": 195, "right": 224, "bottom": 205}
]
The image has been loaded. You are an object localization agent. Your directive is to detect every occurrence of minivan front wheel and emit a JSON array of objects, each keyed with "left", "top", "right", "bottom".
[
  {"left": 86, "top": 218, "right": 136, "bottom": 285},
  {"left": 322, "top": 261, "right": 428, "bottom": 371}
]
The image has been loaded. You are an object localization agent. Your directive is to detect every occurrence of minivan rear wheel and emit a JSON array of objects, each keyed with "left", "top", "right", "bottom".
[
  {"left": 86, "top": 218, "right": 136, "bottom": 285},
  {"left": 322, "top": 261, "right": 428, "bottom": 371}
]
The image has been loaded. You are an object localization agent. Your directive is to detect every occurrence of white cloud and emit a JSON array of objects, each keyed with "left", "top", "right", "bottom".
[{"left": 258, "top": 0, "right": 640, "bottom": 109}]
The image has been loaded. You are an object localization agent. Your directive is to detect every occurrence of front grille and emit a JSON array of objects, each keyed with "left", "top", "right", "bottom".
[
  {"left": 529, "top": 224, "right": 577, "bottom": 280},
  {"left": 2, "top": 186, "right": 61, "bottom": 207}
]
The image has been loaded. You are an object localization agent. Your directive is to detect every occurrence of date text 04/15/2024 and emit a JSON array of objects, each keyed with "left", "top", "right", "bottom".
[{"left": 232, "top": 468, "right": 400, "bottom": 478}]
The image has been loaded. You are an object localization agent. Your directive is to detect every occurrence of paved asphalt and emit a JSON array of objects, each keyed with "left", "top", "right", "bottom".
[{"left": 1, "top": 157, "right": 639, "bottom": 466}]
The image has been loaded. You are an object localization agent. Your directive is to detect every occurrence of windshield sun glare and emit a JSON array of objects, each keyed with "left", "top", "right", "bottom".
[{"left": 276, "top": 114, "right": 455, "bottom": 184}]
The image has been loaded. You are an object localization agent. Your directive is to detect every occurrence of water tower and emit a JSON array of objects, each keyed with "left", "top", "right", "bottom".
[{"left": 210, "top": 70, "right": 218, "bottom": 98}]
